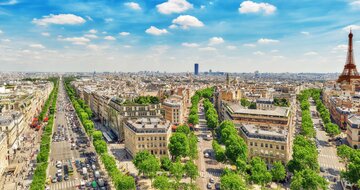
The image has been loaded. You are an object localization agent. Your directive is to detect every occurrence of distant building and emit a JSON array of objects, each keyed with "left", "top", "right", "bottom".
[
  {"left": 123, "top": 118, "right": 172, "bottom": 158},
  {"left": 194, "top": 63, "right": 199, "bottom": 75}
]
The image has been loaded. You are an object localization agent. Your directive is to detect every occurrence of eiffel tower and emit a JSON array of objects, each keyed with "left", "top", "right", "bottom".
[{"left": 337, "top": 30, "right": 360, "bottom": 83}]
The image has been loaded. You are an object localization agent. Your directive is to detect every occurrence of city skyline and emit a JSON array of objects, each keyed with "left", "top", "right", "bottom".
[{"left": 1, "top": 0, "right": 360, "bottom": 73}]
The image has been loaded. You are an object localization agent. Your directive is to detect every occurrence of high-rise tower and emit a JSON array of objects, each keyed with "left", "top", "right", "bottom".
[
  {"left": 337, "top": 30, "right": 360, "bottom": 83},
  {"left": 194, "top": 63, "right": 199, "bottom": 75}
]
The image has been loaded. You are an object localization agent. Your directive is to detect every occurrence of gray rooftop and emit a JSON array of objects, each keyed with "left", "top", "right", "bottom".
[
  {"left": 239, "top": 124, "right": 288, "bottom": 142},
  {"left": 125, "top": 117, "right": 171, "bottom": 133}
]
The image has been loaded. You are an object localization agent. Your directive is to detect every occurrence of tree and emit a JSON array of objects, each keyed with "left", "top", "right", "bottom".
[
  {"left": 141, "top": 155, "right": 160, "bottom": 186},
  {"left": 249, "top": 157, "right": 272, "bottom": 186},
  {"left": 92, "top": 130, "right": 103, "bottom": 141},
  {"left": 168, "top": 133, "right": 189, "bottom": 160},
  {"left": 188, "top": 114, "right": 199, "bottom": 125},
  {"left": 271, "top": 161, "right": 286, "bottom": 182},
  {"left": 341, "top": 150, "right": 360, "bottom": 185},
  {"left": 184, "top": 161, "right": 199, "bottom": 184},
  {"left": 325, "top": 123, "right": 340, "bottom": 137},
  {"left": 220, "top": 172, "right": 246, "bottom": 190},
  {"left": 117, "top": 175, "right": 136, "bottom": 190},
  {"left": 153, "top": 175, "right": 171, "bottom": 190},
  {"left": 133, "top": 151, "right": 152, "bottom": 175},
  {"left": 94, "top": 140, "right": 107, "bottom": 154},
  {"left": 176, "top": 125, "right": 191, "bottom": 136},
  {"left": 240, "top": 98, "right": 251, "bottom": 107},
  {"left": 188, "top": 133, "right": 198, "bottom": 160},
  {"left": 160, "top": 157, "right": 172, "bottom": 171},
  {"left": 213, "top": 140, "right": 226, "bottom": 162},
  {"left": 337, "top": 145, "right": 354, "bottom": 164},
  {"left": 225, "top": 134, "right": 247, "bottom": 163},
  {"left": 290, "top": 169, "right": 327, "bottom": 190},
  {"left": 170, "top": 161, "right": 184, "bottom": 187}
]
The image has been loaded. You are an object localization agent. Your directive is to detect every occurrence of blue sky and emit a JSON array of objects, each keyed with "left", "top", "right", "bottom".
[{"left": 0, "top": 0, "right": 360, "bottom": 73}]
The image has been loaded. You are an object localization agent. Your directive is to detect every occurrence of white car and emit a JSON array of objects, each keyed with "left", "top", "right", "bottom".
[{"left": 56, "top": 161, "right": 62, "bottom": 168}]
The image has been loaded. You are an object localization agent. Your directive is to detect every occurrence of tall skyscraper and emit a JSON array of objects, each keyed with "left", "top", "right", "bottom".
[{"left": 194, "top": 63, "right": 199, "bottom": 75}]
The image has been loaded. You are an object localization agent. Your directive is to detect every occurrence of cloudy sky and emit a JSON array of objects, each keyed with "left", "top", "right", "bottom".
[{"left": 0, "top": 0, "right": 360, "bottom": 73}]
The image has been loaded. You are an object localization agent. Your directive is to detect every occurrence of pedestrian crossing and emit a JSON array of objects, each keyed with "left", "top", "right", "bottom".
[
  {"left": 50, "top": 179, "right": 80, "bottom": 190},
  {"left": 319, "top": 163, "right": 345, "bottom": 171}
]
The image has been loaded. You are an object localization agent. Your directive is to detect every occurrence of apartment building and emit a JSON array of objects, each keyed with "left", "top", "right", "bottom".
[
  {"left": 123, "top": 118, "right": 172, "bottom": 157},
  {"left": 163, "top": 95, "right": 184, "bottom": 124},
  {"left": 0, "top": 132, "right": 7, "bottom": 175},
  {"left": 346, "top": 115, "right": 360, "bottom": 149},
  {"left": 238, "top": 124, "right": 290, "bottom": 164}
]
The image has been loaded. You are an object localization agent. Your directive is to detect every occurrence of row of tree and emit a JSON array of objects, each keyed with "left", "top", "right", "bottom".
[
  {"left": 337, "top": 145, "right": 360, "bottom": 187},
  {"left": 30, "top": 78, "right": 59, "bottom": 190},
  {"left": 203, "top": 98, "right": 218, "bottom": 129},
  {"left": 64, "top": 78, "right": 135, "bottom": 190},
  {"left": 187, "top": 87, "right": 214, "bottom": 126},
  {"left": 287, "top": 90, "right": 327, "bottom": 190},
  {"left": 311, "top": 89, "right": 341, "bottom": 137},
  {"left": 273, "top": 97, "right": 290, "bottom": 107}
]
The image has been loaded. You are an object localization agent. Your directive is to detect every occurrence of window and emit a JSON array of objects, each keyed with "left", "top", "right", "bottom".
[
  {"left": 281, "top": 146, "right": 285, "bottom": 150},
  {"left": 138, "top": 137, "right": 141, "bottom": 141},
  {"left": 261, "top": 143, "right": 263, "bottom": 147},
  {"left": 270, "top": 144, "right": 273, "bottom": 148},
  {"left": 276, "top": 145, "right": 279, "bottom": 149},
  {"left": 250, "top": 142, "right": 253, "bottom": 146},
  {"left": 154, "top": 137, "right": 157, "bottom": 140},
  {"left": 265, "top": 144, "right": 268, "bottom": 148},
  {"left": 255, "top": 142, "right": 257, "bottom": 146}
]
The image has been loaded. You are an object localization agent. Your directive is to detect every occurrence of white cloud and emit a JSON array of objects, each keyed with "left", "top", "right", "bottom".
[
  {"left": 253, "top": 51, "right": 265, "bottom": 55},
  {"left": 1, "top": 39, "right": 10, "bottom": 42},
  {"left": 105, "top": 18, "right": 114, "bottom": 23},
  {"left": 273, "top": 55, "right": 285, "bottom": 59},
  {"left": 124, "top": 2, "right": 142, "bottom": 10},
  {"left": 301, "top": 31, "right": 310, "bottom": 35},
  {"left": 119, "top": 32, "right": 130, "bottom": 36},
  {"left": 41, "top": 32, "right": 50, "bottom": 37},
  {"left": 182, "top": 42, "right": 200, "bottom": 47},
  {"left": 89, "top": 29, "right": 97, "bottom": 34},
  {"left": 200, "top": 5, "right": 206, "bottom": 9},
  {"left": 29, "top": 44, "right": 45, "bottom": 49},
  {"left": 270, "top": 49, "right": 279, "bottom": 53},
  {"left": 172, "top": 15, "right": 204, "bottom": 29},
  {"left": 208, "top": 37, "right": 224, "bottom": 46},
  {"left": 32, "top": 14, "right": 86, "bottom": 26},
  {"left": 124, "top": 45, "right": 132, "bottom": 48},
  {"left": 304, "top": 51, "right": 318, "bottom": 56},
  {"left": 60, "top": 37, "right": 90, "bottom": 45},
  {"left": 227, "top": 45, "right": 237, "bottom": 50},
  {"left": 239, "top": 1, "right": 276, "bottom": 15},
  {"left": 87, "top": 44, "right": 100, "bottom": 51},
  {"left": 243, "top": 43, "right": 256, "bottom": 47},
  {"left": 350, "top": 0, "right": 360, "bottom": 7},
  {"left": 199, "top": 47, "right": 216, "bottom": 51},
  {"left": 342, "top": 24, "right": 360, "bottom": 31},
  {"left": 334, "top": 44, "right": 348, "bottom": 51},
  {"left": 157, "top": 0, "right": 193, "bottom": 14},
  {"left": 0, "top": 0, "right": 17, "bottom": 5},
  {"left": 257, "top": 38, "right": 279, "bottom": 44},
  {"left": 104, "top": 36, "right": 116, "bottom": 40},
  {"left": 84, "top": 34, "right": 98, "bottom": 39},
  {"left": 169, "top": 24, "right": 178, "bottom": 29},
  {"left": 0, "top": 30, "right": 3, "bottom": 34},
  {"left": 145, "top": 26, "right": 168, "bottom": 36}
]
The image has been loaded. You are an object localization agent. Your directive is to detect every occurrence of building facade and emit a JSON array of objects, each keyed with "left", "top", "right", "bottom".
[
  {"left": 346, "top": 115, "right": 360, "bottom": 149},
  {"left": 123, "top": 118, "right": 172, "bottom": 158}
]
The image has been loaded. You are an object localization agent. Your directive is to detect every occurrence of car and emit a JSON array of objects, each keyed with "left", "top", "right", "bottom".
[
  {"left": 207, "top": 183, "right": 212, "bottom": 189},
  {"left": 64, "top": 175, "right": 69, "bottom": 181},
  {"left": 209, "top": 178, "right": 215, "bottom": 183},
  {"left": 52, "top": 177, "right": 57, "bottom": 183},
  {"left": 57, "top": 175, "right": 63, "bottom": 182},
  {"left": 56, "top": 161, "right": 62, "bottom": 168},
  {"left": 320, "top": 167, "right": 325, "bottom": 172},
  {"left": 204, "top": 153, "right": 209, "bottom": 158}
]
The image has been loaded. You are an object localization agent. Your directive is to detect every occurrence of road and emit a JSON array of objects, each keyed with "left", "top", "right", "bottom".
[
  {"left": 309, "top": 99, "right": 345, "bottom": 190},
  {"left": 47, "top": 79, "right": 105, "bottom": 190},
  {"left": 195, "top": 103, "right": 223, "bottom": 190}
]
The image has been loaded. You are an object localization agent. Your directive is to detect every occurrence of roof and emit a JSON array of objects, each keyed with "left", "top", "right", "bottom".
[
  {"left": 239, "top": 124, "right": 287, "bottom": 142},
  {"left": 224, "top": 101, "right": 289, "bottom": 117}
]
